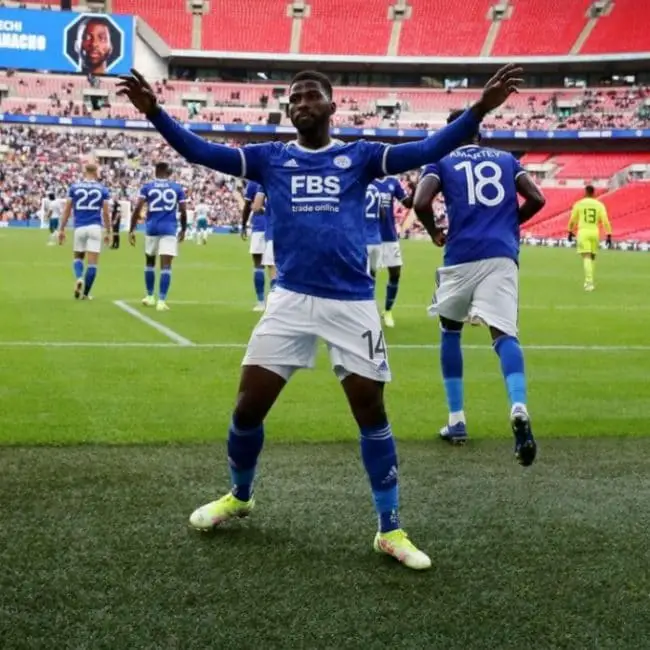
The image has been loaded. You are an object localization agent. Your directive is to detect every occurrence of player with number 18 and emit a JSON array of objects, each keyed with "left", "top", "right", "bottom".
[{"left": 413, "top": 110, "right": 545, "bottom": 465}]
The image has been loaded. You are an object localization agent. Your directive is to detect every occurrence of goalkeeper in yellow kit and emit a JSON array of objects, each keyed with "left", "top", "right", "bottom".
[{"left": 567, "top": 185, "right": 612, "bottom": 291}]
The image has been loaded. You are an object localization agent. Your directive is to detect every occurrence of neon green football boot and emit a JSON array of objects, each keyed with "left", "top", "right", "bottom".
[{"left": 189, "top": 492, "right": 255, "bottom": 530}]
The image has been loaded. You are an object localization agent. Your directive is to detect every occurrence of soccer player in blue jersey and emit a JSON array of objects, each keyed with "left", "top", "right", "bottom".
[
  {"left": 241, "top": 180, "right": 268, "bottom": 311},
  {"left": 58, "top": 163, "right": 111, "bottom": 300},
  {"left": 119, "top": 64, "right": 522, "bottom": 570},
  {"left": 130, "top": 162, "right": 187, "bottom": 312},
  {"left": 364, "top": 182, "right": 383, "bottom": 279},
  {"left": 413, "top": 110, "right": 545, "bottom": 466},
  {"left": 376, "top": 177, "right": 413, "bottom": 328}
]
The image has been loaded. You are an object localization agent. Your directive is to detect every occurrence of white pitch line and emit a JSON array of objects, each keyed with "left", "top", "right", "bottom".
[
  {"left": 1, "top": 341, "right": 650, "bottom": 352},
  {"left": 123, "top": 299, "right": 650, "bottom": 313},
  {"left": 113, "top": 300, "right": 194, "bottom": 347}
]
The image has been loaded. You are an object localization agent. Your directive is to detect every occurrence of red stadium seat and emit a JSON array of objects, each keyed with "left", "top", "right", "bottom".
[
  {"left": 582, "top": 0, "right": 650, "bottom": 54},
  {"left": 113, "top": 0, "right": 192, "bottom": 48},
  {"left": 399, "top": 0, "right": 492, "bottom": 56},
  {"left": 492, "top": 0, "right": 592, "bottom": 56},
  {"left": 203, "top": 0, "right": 292, "bottom": 53},
  {"left": 300, "top": 0, "right": 391, "bottom": 55}
]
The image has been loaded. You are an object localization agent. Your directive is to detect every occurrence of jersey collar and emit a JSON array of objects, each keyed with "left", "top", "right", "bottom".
[{"left": 287, "top": 138, "right": 344, "bottom": 153}]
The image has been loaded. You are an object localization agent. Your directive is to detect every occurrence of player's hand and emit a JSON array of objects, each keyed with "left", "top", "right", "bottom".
[
  {"left": 473, "top": 64, "right": 524, "bottom": 118},
  {"left": 103, "top": 232, "right": 111, "bottom": 246},
  {"left": 57, "top": 230, "right": 66, "bottom": 245},
  {"left": 240, "top": 228, "right": 248, "bottom": 241},
  {"left": 177, "top": 229, "right": 186, "bottom": 243},
  {"left": 117, "top": 69, "right": 159, "bottom": 117},
  {"left": 606, "top": 234, "right": 612, "bottom": 249},
  {"left": 128, "top": 232, "right": 136, "bottom": 247},
  {"left": 432, "top": 227, "right": 447, "bottom": 247},
  {"left": 567, "top": 231, "right": 574, "bottom": 243}
]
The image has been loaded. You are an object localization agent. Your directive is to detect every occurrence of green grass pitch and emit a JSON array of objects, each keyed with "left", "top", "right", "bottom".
[{"left": 1, "top": 230, "right": 650, "bottom": 649}]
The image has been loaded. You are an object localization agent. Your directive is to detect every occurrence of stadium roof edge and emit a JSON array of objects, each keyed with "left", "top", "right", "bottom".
[{"left": 167, "top": 50, "right": 650, "bottom": 73}]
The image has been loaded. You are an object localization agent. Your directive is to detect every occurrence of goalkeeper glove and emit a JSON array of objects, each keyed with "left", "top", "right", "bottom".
[
  {"left": 567, "top": 232, "right": 574, "bottom": 243},
  {"left": 606, "top": 234, "right": 612, "bottom": 249}
]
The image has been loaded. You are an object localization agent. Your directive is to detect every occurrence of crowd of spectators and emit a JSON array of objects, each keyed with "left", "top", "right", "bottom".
[{"left": 0, "top": 126, "right": 243, "bottom": 223}]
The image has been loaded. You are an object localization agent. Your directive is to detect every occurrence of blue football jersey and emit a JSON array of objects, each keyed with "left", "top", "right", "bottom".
[
  {"left": 139, "top": 180, "right": 186, "bottom": 237},
  {"left": 375, "top": 177, "right": 407, "bottom": 243},
  {"left": 68, "top": 181, "right": 110, "bottom": 228},
  {"left": 422, "top": 145, "right": 526, "bottom": 266},
  {"left": 242, "top": 139, "right": 402, "bottom": 299},
  {"left": 244, "top": 181, "right": 267, "bottom": 234},
  {"left": 364, "top": 182, "right": 382, "bottom": 246}
]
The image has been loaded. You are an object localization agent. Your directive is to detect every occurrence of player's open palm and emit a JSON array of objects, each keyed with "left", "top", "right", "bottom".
[
  {"left": 57, "top": 230, "right": 66, "bottom": 245},
  {"left": 117, "top": 69, "right": 158, "bottom": 116},
  {"left": 478, "top": 63, "right": 524, "bottom": 114},
  {"left": 128, "top": 232, "right": 136, "bottom": 247},
  {"left": 177, "top": 230, "right": 185, "bottom": 243}
]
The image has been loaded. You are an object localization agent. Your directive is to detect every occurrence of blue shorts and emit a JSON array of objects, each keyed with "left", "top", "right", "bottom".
[{"left": 196, "top": 218, "right": 208, "bottom": 231}]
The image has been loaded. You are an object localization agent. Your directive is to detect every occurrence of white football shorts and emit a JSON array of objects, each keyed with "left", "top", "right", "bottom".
[
  {"left": 73, "top": 225, "right": 102, "bottom": 254},
  {"left": 242, "top": 287, "right": 391, "bottom": 383},
  {"left": 381, "top": 241, "right": 403, "bottom": 268},
  {"left": 145, "top": 235, "right": 178, "bottom": 257},
  {"left": 249, "top": 231, "right": 266, "bottom": 256},
  {"left": 367, "top": 244, "right": 382, "bottom": 274},
  {"left": 262, "top": 239, "right": 275, "bottom": 267},
  {"left": 428, "top": 257, "right": 519, "bottom": 337}
]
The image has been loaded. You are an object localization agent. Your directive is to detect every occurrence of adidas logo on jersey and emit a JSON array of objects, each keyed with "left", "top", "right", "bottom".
[
  {"left": 377, "top": 359, "right": 389, "bottom": 373},
  {"left": 283, "top": 159, "right": 299, "bottom": 168}
]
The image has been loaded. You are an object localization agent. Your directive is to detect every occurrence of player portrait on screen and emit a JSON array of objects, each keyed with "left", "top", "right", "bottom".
[{"left": 65, "top": 15, "right": 124, "bottom": 75}]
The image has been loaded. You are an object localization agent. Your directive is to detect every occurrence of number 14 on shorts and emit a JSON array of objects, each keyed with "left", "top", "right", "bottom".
[{"left": 362, "top": 329, "right": 387, "bottom": 360}]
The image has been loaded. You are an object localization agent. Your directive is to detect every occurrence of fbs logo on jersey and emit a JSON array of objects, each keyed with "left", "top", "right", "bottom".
[{"left": 290, "top": 175, "right": 341, "bottom": 213}]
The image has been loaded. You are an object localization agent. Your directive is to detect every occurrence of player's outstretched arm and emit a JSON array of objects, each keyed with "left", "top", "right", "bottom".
[
  {"left": 516, "top": 173, "right": 546, "bottom": 225},
  {"left": 383, "top": 64, "right": 524, "bottom": 175},
  {"left": 117, "top": 70, "right": 243, "bottom": 177}
]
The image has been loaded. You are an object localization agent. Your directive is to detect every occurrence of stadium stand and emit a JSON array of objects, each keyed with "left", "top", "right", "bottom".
[
  {"left": 113, "top": 0, "right": 193, "bottom": 49},
  {"left": 491, "top": 0, "right": 592, "bottom": 56},
  {"left": 552, "top": 153, "right": 650, "bottom": 180},
  {"left": 399, "top": 0, "right": 493, "bottom": 57},
  {"left": 300, "top": 0, "right": 392, "bottom": 55},
  {"left": 202, "top": 0, "right": 292, "bottom": 53},
  {"left": 582, "top": 0, "right": 650, "bottom": 55}
]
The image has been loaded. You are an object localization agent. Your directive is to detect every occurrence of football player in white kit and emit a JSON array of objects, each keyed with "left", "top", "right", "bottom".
[
  {"left": 44, "top": 192, "right": 65, "bottom": 246},
  {"left": 195, "top": 201, "right": 210, "bottom": 245}
]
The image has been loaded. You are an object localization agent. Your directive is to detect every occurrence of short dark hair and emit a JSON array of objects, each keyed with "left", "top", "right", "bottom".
[
  {"left": 155, "top": 162, "right": 171, "bottom": 177},
  {"left": 447, "top": 109, "right": 466, "bottom": 124},
  {"left": 48, "top": 192, "right": 55, "bottom": 201},
  {"left": 290, "top": 70, "right": 333, "bottom": 100},
  {"left": 585, "top": 184, "right": 595, "bottom": 196}
]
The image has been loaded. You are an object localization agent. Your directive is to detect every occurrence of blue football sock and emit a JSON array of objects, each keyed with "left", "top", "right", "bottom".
[
  {"left": 440, "top": 329, "right": 464, "bottom": 415},
  {"left": 227, "top": 419, "right": 264, "bottom": 501},
  {"left": 145, "top": 266, "right": 155, "bottom": 296},
  {"left": 83, "top": 264, "right": 97, "bottom": 296},
  {"left": 159, "top": 269, "right": 171, "bottom": 301},
  {"left": 360, "top": 423, "right": 400, "bottom": 533},
  {"left": 385, "top": 280, "right": 400, "bottom": 312},
  {"left": 270, "top": 277, "right": 277, "bottom": 291},
  {"left": 494, "top": 335, "right": 527, "bottom": 406},
  {"left": 73, "top": 259, "right": 84, "bottom": 280},
  {"left": 253, "top": 267, "right": 265, "bottom": 302}
]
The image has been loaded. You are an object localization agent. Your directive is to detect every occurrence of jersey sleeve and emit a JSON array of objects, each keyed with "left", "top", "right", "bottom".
[
  {"left": 362, "top": 141, "right": 391, "bottom": 181},
  {"left": 149, "top": 108, "right": 245, "bottom": 177},
  {"left": 102, "top": 186, "right": 111, "bottom": 201},
  {"left": 394, "top": 181, "right": 407, "bottom": 202},
  {"left": 383, "top": 109, "right": 481, "bottom": 175},
  {"left": 177, "top": 185, "right": 187, "bottom": 203},
  {"left": 138, "top": 184, "right": 147, "bottom": 199},
  {"left": 420, "top": 164, "right": 440, "bottom": 180},
  {"left": 241, "top": 143, "right": 276, "bottom": 184},
  {"left": 67, "top": 185, "right": 75, "bottom": 198},
  {"left": 243, "top": 181, "right": 258, "bottom": 202},
  {"left": 599, "top": 203, "right": 612, "bottom": 234},
  {"left": 512, "top": 155, "right": 527, "bottom": 179}
]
